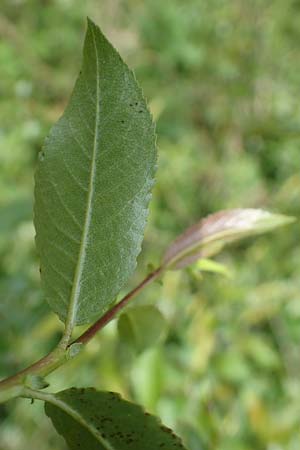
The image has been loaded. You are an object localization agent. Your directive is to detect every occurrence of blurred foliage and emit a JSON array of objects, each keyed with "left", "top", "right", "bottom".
[{"left": 0, "top": 0, "right": 300, "bottom": 449}]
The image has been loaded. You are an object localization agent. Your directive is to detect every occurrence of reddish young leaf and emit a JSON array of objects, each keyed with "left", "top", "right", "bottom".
[{"left": 162, "top": 209, "right": 295, "bottom": 270}]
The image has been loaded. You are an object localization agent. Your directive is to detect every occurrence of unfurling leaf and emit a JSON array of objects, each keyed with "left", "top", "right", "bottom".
[
  {"left": 34, "top": 19, "right": 156, "bottom": 328},
  {"left": 45, "top": 388, "right": 187, "bottom": 450},
  {"left": 118, "top": 305, "right": 166, "bottom": 353},
  {"left": 162, "top": 209, "right": 295, "bottom": 270}
]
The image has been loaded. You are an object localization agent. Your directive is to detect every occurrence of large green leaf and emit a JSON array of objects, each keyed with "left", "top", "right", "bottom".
[
  {"left": 45, "top": 388, "right": 187, "bottom": 450},
  {"left": 34, "top": 19, "right": 156, "bottom": 327}
]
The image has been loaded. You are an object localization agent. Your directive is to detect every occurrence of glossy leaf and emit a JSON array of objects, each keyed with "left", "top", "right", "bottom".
[
  {"left": 34, "top": 19, "right": 156, "bottom": 327},
  {"left": 45, "top": 388, "right": 187, "bottom": 450},
  {"left": 162, "top": 209, "right": 295, "bottom": 270},
  {"left": 118, "top": 305, "right": 166, "bottom": 353}
]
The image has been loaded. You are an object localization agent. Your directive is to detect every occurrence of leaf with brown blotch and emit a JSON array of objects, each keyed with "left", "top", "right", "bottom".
[{"left": 45, "top": 388, "right": 187, "bottom": 450}]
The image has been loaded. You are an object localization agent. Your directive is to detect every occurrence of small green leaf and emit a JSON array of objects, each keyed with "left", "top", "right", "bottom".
[
  {"left": 34, "top": 19, "right": 156, "bottom": 328},
  {"left": 162, "top": 209, "right": 295, "bottom": 270},
  {"left": 118, "top": 305, "right": 166, "bottom": 353},
  {"left": 195, "top": 258, "right": 233, "bottom": 278},
  {"left": 45, "top": 388, "right": 187, "bottom": 450}
]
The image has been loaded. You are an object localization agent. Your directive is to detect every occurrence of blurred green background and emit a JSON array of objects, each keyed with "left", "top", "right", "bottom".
[{"left": 0, "top": 1, "right": 300, "bottom": 449}]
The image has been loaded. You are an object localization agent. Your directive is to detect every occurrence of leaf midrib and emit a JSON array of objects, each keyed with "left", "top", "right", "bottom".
[
  {"left": 64, "top": 23, "right": 101, "bottom": 339},
  {"left": 44, "top": 393, "right": 115, "bottom": 450}
]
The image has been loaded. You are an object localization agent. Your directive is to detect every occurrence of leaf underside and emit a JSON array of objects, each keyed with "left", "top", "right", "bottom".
[
  {"left": 45, "top": 388, "right": 187, "bottom": 450},
  {"left": 34, "top": 19, "right": 156, "bottom": 326},
  {"left": 162, "top": 208, "right": 295, "bottom": 270}
]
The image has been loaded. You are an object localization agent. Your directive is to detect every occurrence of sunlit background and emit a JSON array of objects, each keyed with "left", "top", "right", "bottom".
[{"left": 1, "top": 1, "right": 300, "bottom": 449}]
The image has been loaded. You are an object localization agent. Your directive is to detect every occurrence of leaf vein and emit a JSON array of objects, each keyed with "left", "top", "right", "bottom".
[{"left": 63, "top": 23, "right": 101, "bottom": 336}]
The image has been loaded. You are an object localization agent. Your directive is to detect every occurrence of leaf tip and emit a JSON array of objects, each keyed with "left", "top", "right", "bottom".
[
  {"left": 86, "top": 16, "right": 95, "bottom": 27},
  {"left": 253, "top": 211, "right": 297, "bottom": 232},
  {"left": 162, "top": 208, "right": 296, "bottom": 271}
]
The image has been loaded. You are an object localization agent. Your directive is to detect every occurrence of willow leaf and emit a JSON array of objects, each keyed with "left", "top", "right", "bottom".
[
  {"left": 118, "top": 305, "right": 166, "bottom": 353},
  {"left": 162, "top": 209, "right": 295, "bottom": 270},
  {"left": 34, "top": 19, "right": 156, "bottom": 328},
  {"left": 45, "top": 388, "right": 187, "bottom": 450}
]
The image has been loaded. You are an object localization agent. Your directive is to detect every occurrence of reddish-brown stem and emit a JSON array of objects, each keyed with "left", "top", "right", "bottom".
[
  {"left": 71, "top": 266, "right": 163, "bottom": 346},
  {"left": 0, "top": 266, "right": 163, "bottom": 399}
]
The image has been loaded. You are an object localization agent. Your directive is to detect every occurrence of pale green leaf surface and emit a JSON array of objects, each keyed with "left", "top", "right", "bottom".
[
  {"left": 195, "top": 258, "right": 233, "bottom": 278},
  {"left": 34, "top": 19, "right": 156, "bottom": 326},
  {"left": 118, "top": 305, "right": 166, "bottom": 353},
  {"left": 162, "top": 209, "right": 295, "bottom": 270},
  {"left": 45, "top": 388, "right": 187, "bottom": 450}
]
